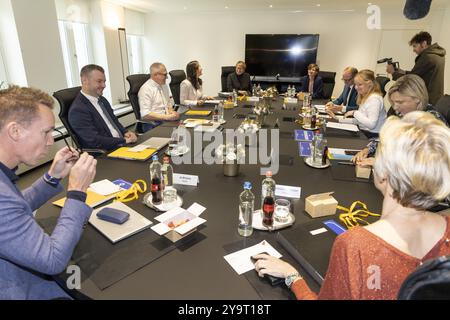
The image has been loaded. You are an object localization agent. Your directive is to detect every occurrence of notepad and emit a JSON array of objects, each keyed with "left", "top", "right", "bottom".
[
  {"left": 52, "top": 188, "right": 119, "bottom": 208},
  {"left": 185, "top": 110, "right": 212, "bottom": 116},
  {"left": 107, "top": 147, "right": 156, "bottom": 161},
  {"left": 326, "top": 122, "right": 359, "bottom": 132}
]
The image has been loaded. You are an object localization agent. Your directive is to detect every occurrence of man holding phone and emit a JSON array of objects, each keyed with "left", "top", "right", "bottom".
[{"left": 0, "top": 86, "right": 97, "bottom": 299}]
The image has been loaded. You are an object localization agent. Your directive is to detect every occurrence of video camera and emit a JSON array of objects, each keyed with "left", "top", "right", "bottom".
[{"left": 377, "top": 58, "right": 399, "bottom": 71}]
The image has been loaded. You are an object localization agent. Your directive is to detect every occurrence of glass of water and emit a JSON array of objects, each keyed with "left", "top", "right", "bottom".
[
  {"left": 274, "top": 199, "right": 291, "bottom": 223},
  {"left": 163, "top": 187, "right": 177, "bottom": 204}
]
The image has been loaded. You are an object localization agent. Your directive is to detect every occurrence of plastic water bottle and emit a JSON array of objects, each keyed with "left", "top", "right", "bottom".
[
  {"left": 252, "top": 84, "right": 257, "bottom": 97},
  {"left": 238, "top": 182, "right": 254, "bottom": 237},
  {"left": 232, "top": 89, "right": 238, "bottom": 107},
  {"left": 256, "top": 84, "right": 261, "bottom": 96},
  {"left": 261, "top": 171, "right": 276, "bottom": 208},
  {"left": 291, "top": 85, "right": 296, "bottom": 97},
  {"left": 218, "top": 101, "right": 225, "bottom": 122},
  {"left": 176, "top": 121, "right": 188, "bottom": 154},
  {"left": 149, "top": 155, "right": 163, "bottom": 205},
  {"left": 212, "top": 104, "right": 219, "bottom": 123},
  {"left": 287, "top": 85, "right": 292, "bottom": 97}
]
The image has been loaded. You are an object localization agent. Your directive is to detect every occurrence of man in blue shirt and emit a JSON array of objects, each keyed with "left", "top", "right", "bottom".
[
  {"left": 0, "top": 86, "right": 97, "bottom": 299},
  {"left": 326, "top": 67, "right": 359, "bottom": 113}
]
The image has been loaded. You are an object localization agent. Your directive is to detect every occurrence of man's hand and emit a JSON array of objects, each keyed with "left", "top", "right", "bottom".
[
  {"left": 386, "top": 64, "right": 395, "bottom": 74},
  {"left": 48, "top": 147, "right": 79, "bottom": 179},
  {"left": 67, "top": 153, "right": 97, "bottom": 193},
  {"left": 125, "top": 131, "right": 138, "bottom": 144},
  {"left": 166, "top": 111, "right": 180, "bottom": 121},
  {"left": 197, "top": 100, "right": 205, "bottom": 106}
]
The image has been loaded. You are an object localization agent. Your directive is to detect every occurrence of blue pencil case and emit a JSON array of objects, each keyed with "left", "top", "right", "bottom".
[{"left": 97, "top": 207, "right": 130, "bottom": 225}]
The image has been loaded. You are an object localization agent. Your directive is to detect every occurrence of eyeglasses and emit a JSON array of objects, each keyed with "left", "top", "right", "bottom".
[
  {"left": 53, "top": 128, "right": 82, "bottom": 155},
  {"left": 158, "top": 73, "right": 168, "bottom": 78},
  {"left": 342, "top": 77, "right": 353, "bottom": 81}
]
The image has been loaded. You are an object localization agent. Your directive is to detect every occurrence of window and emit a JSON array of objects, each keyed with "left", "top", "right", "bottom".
[
  {"left": 127, "top": 34, "right": 145, "bottom": 75},
  {"left": 58, "top": 20, "right": 94, "bottom": 87},
  {"left": 0, "top": 47, "right": 8, "bottom": 89}
]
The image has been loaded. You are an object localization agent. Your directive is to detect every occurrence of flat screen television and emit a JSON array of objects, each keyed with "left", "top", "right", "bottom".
[{"left": 245, "top": 34, "right": 319, "bottom": 78}]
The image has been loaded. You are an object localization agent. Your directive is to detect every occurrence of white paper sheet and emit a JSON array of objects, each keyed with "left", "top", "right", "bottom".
[
  {"left": 89, "top": 179, "right": 122, "bottom": 196},
  {"left": 187, "top": 203, "right": 206, "bottom": 216},
  {"left": 326, "top": 122, "right": 359, "bottom": 132},
  {"left": 275, "top": 185, "right": 301, "bottom": 199},
  {"left": 127, "top": 145, "right": 149, "bottom": 152},
  {"left": 223, "top": 240, "right": 282, "bottom": 275}
]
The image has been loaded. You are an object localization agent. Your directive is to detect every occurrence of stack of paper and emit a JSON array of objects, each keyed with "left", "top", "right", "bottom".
[{"left": 326, "top": 122, "right": 359, "bottom": 132}]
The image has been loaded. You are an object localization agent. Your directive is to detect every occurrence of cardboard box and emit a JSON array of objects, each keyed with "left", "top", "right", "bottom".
[
  {"left": 305, "top": 192, "right": 338, "bottom": 218},
  {"left": 356, "top": 165, "right": 371, "bottom": 179},
  {"left": 151, "top": 204, "right": 206, "bottom": 243}
]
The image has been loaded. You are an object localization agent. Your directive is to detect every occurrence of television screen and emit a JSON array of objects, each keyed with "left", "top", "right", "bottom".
[{"left": 245, "top": 34, "right": 320, "bottom": 78}]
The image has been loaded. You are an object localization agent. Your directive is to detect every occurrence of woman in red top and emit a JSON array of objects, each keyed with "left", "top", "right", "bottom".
[{"left": 254, "top": 111, "right": 450, "bottom": 300}]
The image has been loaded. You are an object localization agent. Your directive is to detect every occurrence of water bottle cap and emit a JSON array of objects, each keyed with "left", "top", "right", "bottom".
[
  {"left": 152, "top": 155, "right": 158, "bottom": 161},
  {"left": 265, "top": 171, "right": 273, "bottom": 177},
  {"left": 243, "top": 182, "right": 252, "bottom": 189}
]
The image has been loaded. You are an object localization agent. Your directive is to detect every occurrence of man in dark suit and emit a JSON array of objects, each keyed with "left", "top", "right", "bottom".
[
  {"left": 298, "top": 63, "right": 324, "bottom": 99},
  {"left": 326, "top": 67, "right": 359, "bottom": 113},
  {"left": 68, "top": 64, "right": 137, "bottom": 151}
]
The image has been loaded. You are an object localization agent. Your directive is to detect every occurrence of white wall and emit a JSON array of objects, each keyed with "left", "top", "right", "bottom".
[
  {"left": 0, "top": 0, "right": 27, "bottom": 86},
  {"left": 144, "top": 5, "right": 446, "bottom": 98},
  {"left": 437, "top": 5, "right": 450, "bottom": 95}
]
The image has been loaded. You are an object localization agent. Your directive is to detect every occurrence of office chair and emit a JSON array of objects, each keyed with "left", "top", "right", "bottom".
[
  {"left": 53, "top": 87, "right": 106, "bottom": 156},
  {"left": 221, "top": 66, "right": 236, "bottom": 92},
  {"left": 376, "top": 76, "right": 391, "bottom": 97},
  {"left": 433, "top": 94, "right": 450, "bottom": 124},
  {"left": 126, "top": 74, "right": 160, "bottom": 134},
  {"left": 398, "top": 255, "right": 450, "bottom": 300},
  {"left": 169, "top": 69, "right": 186, "bottom": 106},
  {"left": 318, "top": 71, "right": 336, "bottom": 100}
]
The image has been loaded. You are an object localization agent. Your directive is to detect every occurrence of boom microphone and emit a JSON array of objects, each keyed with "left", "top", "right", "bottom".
[{"left": 403, "top": 0, "right": 432, "bottom": 20}]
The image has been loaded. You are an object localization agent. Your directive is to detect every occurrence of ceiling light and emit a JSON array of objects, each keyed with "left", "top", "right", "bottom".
[
  {"left": 269, "top": 5, "right": 273, "bottom": 8},
  {"left": 316, "top": 4, "right": 321, "bottom": 6}
]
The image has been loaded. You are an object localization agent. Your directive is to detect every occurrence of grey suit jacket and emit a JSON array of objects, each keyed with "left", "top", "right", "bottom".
[{"left": 0, "top": 170, "right": 92, "bottom": 299}]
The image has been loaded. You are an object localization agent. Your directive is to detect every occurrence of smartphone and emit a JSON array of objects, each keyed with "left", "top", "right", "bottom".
[
  {"left": 251, "top": 252, "right": 285, "bottom": 286},
  {"left": 344, "top": 150, "right": 359, "bottom": 156}
]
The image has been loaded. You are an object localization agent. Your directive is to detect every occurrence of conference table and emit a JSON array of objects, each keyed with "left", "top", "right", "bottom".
[{"left": 32, "top": 97, "right": 383, "bottom": 300}]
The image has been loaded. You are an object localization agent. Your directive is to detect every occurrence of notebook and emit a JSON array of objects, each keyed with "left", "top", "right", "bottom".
[
  {"left": 185, "top": 110, "right": 212, "bottom": 116},
  {"left": 52, "top": 188, "right": 119, "bottom": 208},
  {"left": 277, "top": 219, "right": 339, "bottom": 285},
  {"left": 107, "top": 147, "right": 157, "bottom": 161},
  {"left": 89, "top": 202, "right": 153, "bottom": 243}
]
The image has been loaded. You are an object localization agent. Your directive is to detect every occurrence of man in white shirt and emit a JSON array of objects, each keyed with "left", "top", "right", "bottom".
[
  {"left": 138, "top": 63, "right": 180, "bottom": 122},
  {"left": 68, "top": 64, "right": 137, "bottom": 151},
  {"left": 326, "top": 67, "right": 359, "bottom": 113}
]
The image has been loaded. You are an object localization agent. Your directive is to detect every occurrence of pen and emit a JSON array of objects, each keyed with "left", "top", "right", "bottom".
[{"left": 338, "top": 161, "right": 355, "bottom": 166}]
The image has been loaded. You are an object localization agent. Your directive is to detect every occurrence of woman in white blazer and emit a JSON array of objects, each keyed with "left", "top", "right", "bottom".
[
  {"left": 180, "top": 61, "right": 211, "bottom": 106},
  {"left": 328, "top": 69, "right": 386, "bottom": 139}
]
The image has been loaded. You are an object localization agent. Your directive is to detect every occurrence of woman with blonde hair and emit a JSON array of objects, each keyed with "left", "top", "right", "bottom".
[
  {"left": 353, "top": 74, "right": 448, "bottom": 165},
  {"left": 253, "top": 111, "right": 450, "bottom": 300},
  {"left": 328, "top": 69, "right": 386, "bottom": 138}
]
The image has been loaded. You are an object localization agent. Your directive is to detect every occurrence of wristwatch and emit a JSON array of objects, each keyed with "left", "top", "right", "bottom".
[
  {"left": 285, "top": 272, "right": 301, "bottom": 288},
  {"left": 44, "top": 172, "right": 61, "bottom": 186}
]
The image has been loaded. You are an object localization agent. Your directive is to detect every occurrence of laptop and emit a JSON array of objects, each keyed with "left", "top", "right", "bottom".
[
  {"left": 140, "top": 137, "right": 171, "bottom": 150},
  {"left": 90, "top": 202, "right": 153, "bottom": 243}
]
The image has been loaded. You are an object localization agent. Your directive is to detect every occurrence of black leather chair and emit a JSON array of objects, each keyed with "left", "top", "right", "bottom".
[
  {"left": 433, "top": 94, "right": 450, "bottom": 124},
  {"left": 53, "top": 87, "right": 106, "bottom": 156},
  {"left": 318, "top": 71, "right": 336, "bottom": 100},
  {"left": 376, "top": 76, "right": 390, "bottom": 97},
  {"left": 398, "top": 255, "right": 450, "bottom": 300},
  {"left": 126, "top": 74, "right": 160, "bottom": 134},
  {"left": 169, "top": 70, "right": 186, "bottom": 106},
  {"left": 221, "top": 66, "right": 235, "bottom": 92}
]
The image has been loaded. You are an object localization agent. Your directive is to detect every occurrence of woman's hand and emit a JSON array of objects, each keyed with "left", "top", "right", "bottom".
[
  {"left": 352, "top": 148, "right": 369, "bottom": 164},
  {"left": 252, "top": 254, "right": 298, "bottom": 278}
]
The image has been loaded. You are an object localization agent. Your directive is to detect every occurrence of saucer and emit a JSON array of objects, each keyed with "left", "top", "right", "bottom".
[
  {"left": 143, "top": 193, "right": 183, "bottom": 212},
  {"left": 166, "top": 146, "right": 190, "bottom": 156},
  {"left": 252, "top": 210, "right": 296, "bottom": 231},
  {"left": 302, "top": 125, "right": 320, "bottom": 131},
  {"left": 304, "top": 157, "right": 331, "bottom": 169}
]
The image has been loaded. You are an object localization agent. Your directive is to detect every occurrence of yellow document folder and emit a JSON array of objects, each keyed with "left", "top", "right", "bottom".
[
  {"left": 185, "top": 110, "right": 212, "bottom": 116},
  {"left": 107, "top": 147, "right": 156, "bottom": 161},
  {"left": 53, "top": 189, "right": 118, "bottom": 208}
]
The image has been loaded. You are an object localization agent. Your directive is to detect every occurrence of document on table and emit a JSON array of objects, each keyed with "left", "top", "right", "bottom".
[
  {"left": 89, "top": 179, "right": 122, "bottom": 196},
  {"left": 223, "top": 240, "right": 282, "bottom": 275},
  {"left": 326, "top": 122, "right": 359, "bottom": 132},
  {"left": 204, "top": 100, "right": 222, "bottom": 104}
]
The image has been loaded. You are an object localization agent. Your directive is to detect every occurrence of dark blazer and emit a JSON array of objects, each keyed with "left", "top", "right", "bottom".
[
  {"left": 227, "top": 72, "right": 252, "bottom": 93},
  {"left": 300, "top": 76, "right": 324, "bottom": 99},
  {"left": 333, "top": 85, "right": 358, "bottom": 111},
  {"left": 68, "top": 93, "right": 127, "bottom": 151}
]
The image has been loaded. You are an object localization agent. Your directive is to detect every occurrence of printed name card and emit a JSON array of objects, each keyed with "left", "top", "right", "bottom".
[
  {"left": 173, "top": 173, "right": 199, "bottom": 186},
  {"left": 247, "top": 96, "right": 260, "bottom": 102},
  {"left": 284, "top": 98, "right": 298, "bottom": 104},
  {"left": 275, "top": 185, "right": 301, "bottom": 199}
]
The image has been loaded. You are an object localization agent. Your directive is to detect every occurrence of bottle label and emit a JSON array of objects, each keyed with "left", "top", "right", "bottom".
[
  {"left": 263, "top": 204, "right": 274, "bottom": 214},
  {"left": 151, "top": 184, "right": 160, "bottom": 192}
]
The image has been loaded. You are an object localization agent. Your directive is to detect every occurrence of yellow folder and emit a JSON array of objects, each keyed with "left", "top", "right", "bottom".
[
  {"left": 52, "top": 189, "right": 119, "bottom": 208},
  {"left": 185, "top": 110, "right": 212, "bottom": 116},
  {"left": 107, "top": 147, "right": 156, "bottom": 161}
]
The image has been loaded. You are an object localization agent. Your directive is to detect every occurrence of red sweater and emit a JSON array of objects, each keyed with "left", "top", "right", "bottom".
[{"left": 291, "top": 216, "right": 450, "bottom": 300}]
